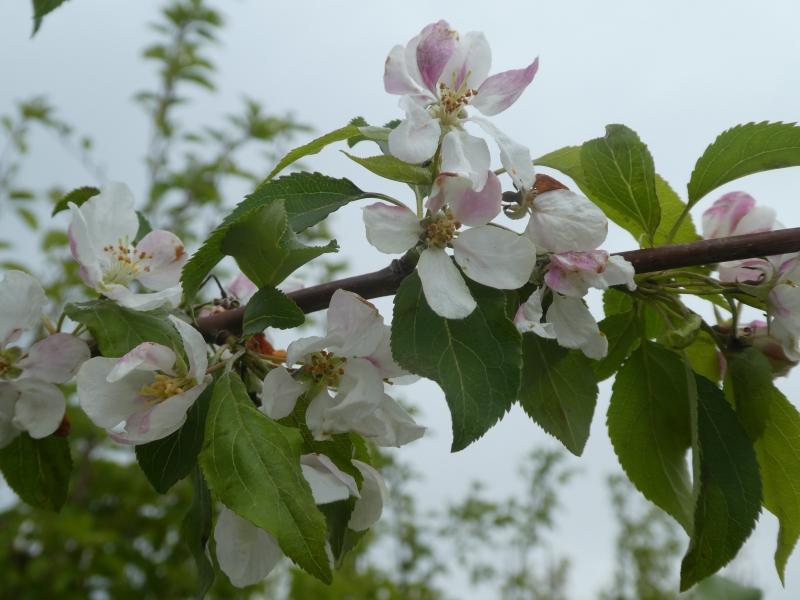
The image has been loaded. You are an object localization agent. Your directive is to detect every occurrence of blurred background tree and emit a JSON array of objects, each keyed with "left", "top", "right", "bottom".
[{"left": 0, "top": 1, "right": 765, "bottom": 598}]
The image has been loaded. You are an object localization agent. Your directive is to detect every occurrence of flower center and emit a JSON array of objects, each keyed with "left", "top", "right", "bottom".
[
  {"left": 0, "top": 347, "right": 22, "bottom": 379},
  {"left": 306, "top": 351, "right": 346, "bottom": 386},
  {"left": 437, "top": 80, "right": 477, "bottom": 117},
  {"left": 139, "top": 373, "right": 195, "bottom": 404},
  {"left": 424, "top": 210, "right": 460, "bottom": 248},
  {"left": 101, "top": 239, "right": 152, "bottom": 286}
]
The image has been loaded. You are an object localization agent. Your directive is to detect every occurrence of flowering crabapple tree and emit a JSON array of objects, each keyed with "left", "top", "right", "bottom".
[{"left": 5, "top": 13, "right": 800, "bottom": 596}]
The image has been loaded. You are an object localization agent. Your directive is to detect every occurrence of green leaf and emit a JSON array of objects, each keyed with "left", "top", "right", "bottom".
[
  {"left": 684, "top": 330, "right": 722, "bottom": 383},
  {"left": 536, "top": 145, "right": 583, "bottom": 181},
  {"left": 64, "top": 300, "right": 180, "bottom": 357},
  {"left": 266, "top": 124, "right": 361, "bottom": 180},
  {"left": 392, "top": 272, "right": 522, "bottom": 451},
  {"left": 135, "top": 211, "right": 153, "bottom": 244},
  {"left": 182, "top": 172, "right": 362, "bottom": 300},
  {"left": 51, "top": 185, "right": 100, "bottom": 216},
  {"left": 0, "top": 433, "right": 71, "bottom": 511},
  {"left": 135, "top": 382, "right": 214, "bottom": 493},
  {"left": 242, "top": 286, "right": 305, "bottom": 335},
  {"left": 518, "top": 335, "right": 598, "bottom": 455},
  {"left": 221, "top": 200, "right": 337, "bottom": 289},
  {"left": 181, "top": 466, "right": 215, "bottom": 598},
  {"left": 342, "top": 152, "right": 433, "bottom": 185},
  {"left": 680, "top": 376, "right": 761, "bottom": 590},
  {"left": 608, "top": 342, "right": 694, "bottom": 530},
  {"left": 688, "top": 121, "right": 800, "bottom": 206},
  {"left": 200, "top": 372, "right": 331, "bottom": 582},
  {"left": 654, "top": 175, "right": 701, "bottom": 245},
  {"left": 581, "top": 125, "right": 661, "bottom": 245},
  {"left": 593, "top": 311, "right": 643, "bottom": 381},
  {"left": 687, "top": 575, "right": 762, "bottom": 600},
  {"left": 16, "top": 206, "right": 38, "bottom": 229},
  {"left": 31, "top": 0, "right": 70, "bottom": 35},
  {"left": 726, "top": 349, "right": 800, "bottom": 582}
]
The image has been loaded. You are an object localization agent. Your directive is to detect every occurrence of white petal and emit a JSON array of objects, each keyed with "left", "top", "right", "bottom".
[
  {"left": 116, "top": 381, "right": 209, "bottom": 444},
  {"left": 469, "top": 116, "right": 535, "bottom": 191},
  {"left": 417, "top": 248, "right": 476, "bottom": 319},
  {"left": 67, "top": 205, "right": 103, "bottom": 287},
  {"left": 356, "top": 394, "right": 425, "bottom": 447},
  {"left": 135, "top": 230, "right": 188, "bottom": 291},
  {"left": 440, "top": 130, "right": 490, "bottom": 191},
  {"left": 0, "top": 383, "right": 20, "bottom": 448},
  {"left": 440, "top": 30, "right": 492, "bottom": 90},
  {"left": 362, "top": 203, "right": 421, "bottom": 254},
  {"left": 214, "top": 506, "right": 283, "bottom": 588},
  {"left": 104, "top": 284, "right": 182, "bottom": 311},
  {"left": 300, "top": 453, "right": 359, "bottom": 504},
  {"left": 77, "top": 357, "right": 152, "bottom": 429},
  {"left": 733, "top": 205, "right": 776, "bottom": 236},
  {"left": 388, "top": 97, "right": 441, "bottom": 164},
  {"left": 169, "top": 315, "right": 208, "bottom": 379},
  {"left": 384, "top": 44, "right": 424, "bottom": 96},
  {"left": 547, "top": 295, "right": 607, "bottom": 359},
  {"left": 602, "top": 255, "right": 637, "bottom": 291},
  {"left": 0, "top": 270, "right": 46, "bottom": 347},
  {"left": 326, "top": 289, "right": 388, "bottom": 358},
  {"left": 18, "top": 333, "right": 90, "bottom": 384},
  {"left": 527, "top": 190, "right": 608, "bottom": 253},
  {"left": 11, "top": 379, "right": 66, "bottom": 439},
  {"left": 472, "top": 58, "right": 539, "bottom": 116},
  {"left": 305, "top": 388, "right": 335, "bottom": 440},
  {"left": 430, "top": 171, "right": 501, "bottom": 227},
  {"left": 70, "top": 182, "right": 139, "bottom": 258},
  {"left": 348, "top": 460, "right": 389, "bottom": 531},
  {"left": 326, "top": 358, "right": 385, "bottom": 423},
  {"left": 260, "top": 367, "right": 306, "bottom": 420},
  {"left": 364, "top": 330, "right": 409, "bottom": 380},
  {"left": 106, "top": 342, "right": 176, "bottom": 383},
  {"left": 286, "top": 335, "right": 329, "bottom": 366},
  {"left": 514, "top": 288, "right": 556, "bottom": 338},
  {"left": 453, "top": 226, "right": 536, "bottom": 289}
]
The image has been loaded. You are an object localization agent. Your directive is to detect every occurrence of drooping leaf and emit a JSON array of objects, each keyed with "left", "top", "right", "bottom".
[
  {"left": 135, "top": 381, "right": 214, "bottom": 494},
  {"left": 684, "top": 330, "right": 722, "bottom": 383},
  {"left": 687, "top": 575, "right": 762, "bottom": 600},
  {"left": 266, "top": 124, "right": 361, "bottom": 180},
  {"left": 680, "top": 376, "right": 762, "bottom": 590},
  {"left": 221, "top": 200, "right": 337, "bottom": 288},
  {"left": 181, "top": 466, "right": 215, "bottom": 599},
  {"left": 199, "top": 372, "right": 331, "bottom": 582},
  {"left": 342, "top": 152, "right": 433, "bottom": 185},
  {"left": 688, "top": 121, "right": 800, "bottom": 206},
  {"left": 593, "top": 311, "right": 643, "bottom": 381},
  {"left": 581, "top": 124, "right": 661, "bottom": 245},
  {"left": 64, "top": 300, "right": 180, "bottom": 357},
  {"left": 182, "top": 172, "right": 363, "bottom": 300},
  {"left": 51, "top": 185, "right": 99, "bottom": 216},
  {"left": 31, "top": 0, "right": 70, "bottom": 35},
  {"left": 0, "top": 433, "right": 71, "bottom": 511},
  {"left": 392, "top": 272, "right": 522, "bottom": 451},
  {"left": 607, "top": 341, "right": 694, "bottom": 531},
  {"left": 242, "top": 286, "right": 305, "bottom": 335},
  {"left": 518, "top": 335, "right": 598, "bottom": 455},
  {"left": 726, "top": 349, "right": 800, "bottom": 581}
]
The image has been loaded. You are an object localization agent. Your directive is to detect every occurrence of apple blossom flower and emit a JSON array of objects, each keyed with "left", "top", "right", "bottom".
[
  {"left": 215, "top": 455, "right": 387, "bottom": 587},
  {"left": 0, "top": 271, "right": 90, "bottom": 447},
  {"left": 76, "top": 315, "right": 211, "bottom": 444},
  {"left": 363, "top": 172, "right": 536, "bottom": 319},
  {"left": 384, "top": 20, "right": 538, "bottom": 189},
  {"left": 702, "top": 192, "right": 776, "bottom": 240},
  {"left": 68, "top": 182, "right": 187, "bottom": 311},
  {"left": 260, "top": 289, "right": 424, "bottom": 447}
]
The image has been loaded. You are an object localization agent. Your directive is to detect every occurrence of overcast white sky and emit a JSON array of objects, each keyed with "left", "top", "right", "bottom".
[{"left": 2, "top": 1, "right": 800, "bottom": 597}]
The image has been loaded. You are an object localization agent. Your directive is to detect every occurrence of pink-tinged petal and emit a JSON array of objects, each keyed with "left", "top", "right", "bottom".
[
  {"left": 354, "top": 394, "right": 425, "bottom": 447},
  {"left": 527, "top": 190, "right": 608, "bottom": 252},
  {"left": 348, "top": 460, "right": 389, "bottom": 531},
  {"left": 135, "top": 230, "right": 187, "bottom": 291},
  {"left": 733, "top": 205, "right": 776, "bottom": 237},
  {"left": 602, "top": 255, "right": 637, "bottom": 290},
  {"left": 718, "top": 258, "right": 773, "bottom": 283},
  {"left": 468, "top": 116, "right": 535, "bottom": 191},
  {"left": 362, "top": 203, "right": 421, "bottom": 254},
  {"left": 440, "top": 31, "right": 492, "bottom": 90},
  {"left": 472, "top": 57, "right": 539, "bottom": 116},
  {"left": 326, "top": 290, "right": 387, "bottom": 359},
  {"left": 0, "top": 270, "right": 46, "bottom": 347},
  {"left": 0, "top": 383, "right": 19, "bottom": 448},
  {"left": 417, "top": 248, "right": 476, "bottom": 319},
  {"left": 364, "top": 330, "right": 409, "bottom": 381},
  {"left": 547, "top": 295, "right": 607, "bottom": 359},
  {"left": 453, "top": 225, "right": 536, "bottom": 289},
  {"left": 702, "top": 192, "right": 761, "bottom": 239},
  {"left": 10, "top": 379, "right": 66, "bottom": 439},
  {"left": 514, "top": 288, "right": 556, "bottom": 338},
  {"left": 260, "top": 367, "right": 306, "bottom": 420},
  {"left": 440, "top": 130, "right": 491, "bottom": 191},
  {"left": 415, "top": 21, "right": 459, "bottom": 93},
  {"left": 228, "top": 273, "right": 258, "bottom": 303},
  {"left": 77, "top": 357, "right": 152, "bottom": 429},
  {"left": 106, "top": 342, "right": 176, "bottom": 383},
  {"left": 168, "top": 315, "right": 208, "bottom": 379},
  {"left": 300, "top": 453, "right": 360, "bottom": 503},
  {"left": 388, "top": 97, "right": 441, "bottom": 164},
  {"left": 118, "top": 380, "right": 209, "bottom": 444},
  {"left": 18, "top": 333, "right": 90, "bottom": 383},
  {"left": 104, "top": 283, "right": 182, "bottom": 311},
  {"left": 432, "top": 171, "right": 501, "bottom": 227},
  {"left": 384, "top": 44, "right": 424, "bottom": 96},
  {"left": 214, "top": 506, "right": 283, "bottom": 588},
  {"left": 403, "top": 21, "right": 447, "bottom": 92}
]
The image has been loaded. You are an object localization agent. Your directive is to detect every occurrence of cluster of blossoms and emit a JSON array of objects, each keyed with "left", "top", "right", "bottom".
[
  {"left": 364, "top": 20, "right": 635, "bottom": 357},
  {"left": 702, "top": 191, "right": 800, "bottom": 368}
]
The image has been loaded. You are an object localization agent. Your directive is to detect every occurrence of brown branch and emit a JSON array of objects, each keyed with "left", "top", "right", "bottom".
[{"left": 196, "top": 227, "right": 800, "bottom": 342}]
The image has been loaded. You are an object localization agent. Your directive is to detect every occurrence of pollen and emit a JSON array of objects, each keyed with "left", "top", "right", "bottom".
[
  {"left": 424, "top": 209, "right": 460, "bottom": 248},
  {"left": 139, "top": 373, "right": 195, "bottom": 403},
  {"left": 101, "top": 238, "right": 153, "bottom": 286},
  {"left": 306, "top": 350, "right": 347, "bottom": 387}
]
